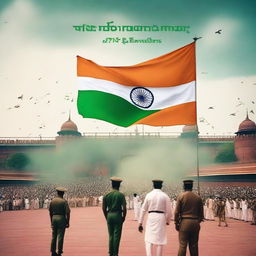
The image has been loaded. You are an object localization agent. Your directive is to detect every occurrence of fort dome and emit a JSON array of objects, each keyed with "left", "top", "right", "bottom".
[
  {"left": 60, "top": 118, "right": 78, "bottom": 132},
  {"left": 237, "top": 116, "right": 256, "bottom": 133},
  {"left": 57, "top": 115, "right": 81, "bottom": 137}
]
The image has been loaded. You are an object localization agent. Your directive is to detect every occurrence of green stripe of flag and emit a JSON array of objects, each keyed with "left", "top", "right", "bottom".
[{"left": 77, "top": 90, "right": 159, "bottom": 127}]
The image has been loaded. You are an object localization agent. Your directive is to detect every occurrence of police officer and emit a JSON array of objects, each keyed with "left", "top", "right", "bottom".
[
  {"left": 102, "top": 177, "right": 127, "bottom": 256},
  {"left": 49, "top": 187, "right": 70, "bottom": 256},
  {"left": 174, "top": 180, "right": 204, "bottom": 256}
]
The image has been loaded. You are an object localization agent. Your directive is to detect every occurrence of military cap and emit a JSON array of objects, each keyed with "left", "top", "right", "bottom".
[
  {"left": 183, "top": 179, "right": 194, "bottom": 184},
  {"left": 56, "top": 187, "right": 67, "bottom": 192},
  {"left": 110, "top": 177, "right": 123, "bottom": 182}
]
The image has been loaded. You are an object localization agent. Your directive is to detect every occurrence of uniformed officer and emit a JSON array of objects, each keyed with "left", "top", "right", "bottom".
[
  {"left": 49, "top": 187, "right": 70, "bottom": 256},
  {"left": 138, "top": 179, "right": 172, "bottom": 256},
  {"left": 174, "top": 180, "right": 204, "bottom": 256},
  {"left": 102, "top": 177, "right": 127, "bottom": 256}
]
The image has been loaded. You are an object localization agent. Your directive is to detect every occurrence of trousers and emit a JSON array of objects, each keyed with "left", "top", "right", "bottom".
[
  {"left": 178, "top": 219, "right": 200, "bottom": 256},
  {"left": 51, "top": 215, "right": 66, "bottom": 254},
  {"left": 107, "top": 212, "right": 123, "bottom": 256},
  {"left": 145, "top": 241, "right": 163, "bottom": 256}
]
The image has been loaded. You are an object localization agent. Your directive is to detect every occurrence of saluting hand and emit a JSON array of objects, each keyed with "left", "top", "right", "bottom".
[{"left": 66, "top": 223, "right": 70, "bottom": 228}]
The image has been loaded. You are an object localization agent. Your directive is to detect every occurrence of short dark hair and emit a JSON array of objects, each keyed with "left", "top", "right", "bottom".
[
  {"left": 153, "top": 183, "right": 162, "bottom": 189},
  {"left": 184, "top": 183, "right": 193, "bottom": 190},
  {"left": 112, "top": 180, "right": 121, "bottom": 189},
  {"left": 57, "top": 191, "right": 65, "bottom": 196}
]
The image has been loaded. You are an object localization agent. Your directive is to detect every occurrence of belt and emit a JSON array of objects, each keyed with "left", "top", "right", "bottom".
[
  {"left": 148, "top": 211, "right": 164, "bottom": 214},
  {"left": 182, "top": 217, "right": 198, "bottom": 220}
]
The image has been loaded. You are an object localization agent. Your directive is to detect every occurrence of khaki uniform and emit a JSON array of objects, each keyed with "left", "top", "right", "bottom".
[
  {"left": 174, "top": 191, "right": 204, "bottom": 256},
  {"left": 103, "top": 189, "right": 126, "bottom": 256},
  {"left": 49, "top": 196, "right": 70, "bottom": 255}
]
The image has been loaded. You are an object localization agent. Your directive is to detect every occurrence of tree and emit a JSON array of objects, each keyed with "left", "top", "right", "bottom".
[
  {"left": 215, "top": 144, "right": 237, "bottom": 163},
  {"left": 7, "top": 153, "right": 30, "bottom": 170}
]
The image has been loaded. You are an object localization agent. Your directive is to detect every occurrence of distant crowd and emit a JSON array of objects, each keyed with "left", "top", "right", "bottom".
[{"left": 0, "top": 178, "right": 256, "bottom": 224}]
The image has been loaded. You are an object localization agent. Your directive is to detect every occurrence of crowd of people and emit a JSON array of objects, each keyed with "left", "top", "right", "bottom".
[{"left": 0, "top": 178, "right": 255, "bottom": 225}]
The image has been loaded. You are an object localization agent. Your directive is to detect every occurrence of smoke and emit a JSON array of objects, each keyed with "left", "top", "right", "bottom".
[
  {"left": 27, "top": 136, "right": 213, "bottom": 193},
  {"left": 116, "top": 138, "right": 198, "bottom": 193}
]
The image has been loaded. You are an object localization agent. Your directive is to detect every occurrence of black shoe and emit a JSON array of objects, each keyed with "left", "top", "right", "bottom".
[{"left": 51, "top": 252, "right": 57, "bottom": 256}]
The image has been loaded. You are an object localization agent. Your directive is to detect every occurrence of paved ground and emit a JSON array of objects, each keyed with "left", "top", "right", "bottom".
[{"left": 0, "top": 207, "right": 255, "bottom": 256}]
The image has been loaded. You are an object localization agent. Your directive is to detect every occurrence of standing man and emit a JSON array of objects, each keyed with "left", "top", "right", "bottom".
[
  {"left": 138, "top": 179, "right": 172, "bottom": 256},
  {"left": 133, "top": 193, "right": 141, "bottom": 221},
  {"left": 49, "top": 187, "right": 70, "bottom": 256},
  {"left": 174, "top": 180, "right": 204, "bottom": 256},
  {"left": 102, "top": 177, "right": 127, "bottom": 256}
]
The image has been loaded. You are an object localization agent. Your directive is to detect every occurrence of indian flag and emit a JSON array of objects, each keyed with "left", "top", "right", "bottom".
[{"left": 77, "top": 42, "right": 196, "bottom": 127}]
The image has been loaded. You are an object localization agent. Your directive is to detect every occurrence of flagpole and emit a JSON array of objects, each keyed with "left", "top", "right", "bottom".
[{"left": 194, "top": 40, "right": 200, "bottom": 195}]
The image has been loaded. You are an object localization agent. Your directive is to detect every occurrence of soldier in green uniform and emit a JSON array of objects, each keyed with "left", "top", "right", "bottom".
[
  {"left": 102, "top": 177, "right": 127, "bottom": 256},
  {"left": 49, "top": 187, "right": 70, "bottom": 256}
]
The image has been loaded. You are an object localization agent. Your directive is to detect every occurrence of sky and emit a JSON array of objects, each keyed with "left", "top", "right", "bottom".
[{"left": 0, "top": 0, "right": 256, "bottom": 138}]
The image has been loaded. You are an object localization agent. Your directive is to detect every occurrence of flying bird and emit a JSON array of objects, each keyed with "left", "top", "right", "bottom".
[
  {"left": 208, "top": 106, "right": 215, "bottom": 109},
  {"left": 250, "top": 110, "right": 255, "bottom": 114},
  {"left": 215, "top": 29, "right": 222, "bottom": 34},
  {"left": 252, "top": 101, "right": 255, "bottom": 104},
  {"left": 193, "top": 37, "right": 202, "bottom": 41},
  {"left": 229, "top": 113, "right": 236, "bottom": 116},
  {"left": 18, "top": 95, "right": 23, "bottom": 100},
  {"left": 14, "top": 105, "right": 20, "bottom": 108},
  {"left": 38, "top": 77, "right": 42, "bottom": 80},
  {"left": 29, "top": 97, "right": 33, "bottom": 100},
  {"left": 236, "top": 101, "right": 244, "bottom": 107}
]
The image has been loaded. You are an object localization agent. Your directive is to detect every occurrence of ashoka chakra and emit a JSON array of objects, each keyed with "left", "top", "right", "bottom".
[{"left": 130, "top": 87, "right": 154, "bottom": 109}]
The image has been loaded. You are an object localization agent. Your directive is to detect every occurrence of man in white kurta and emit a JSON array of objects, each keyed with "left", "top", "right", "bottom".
[
  {"left": 205, "top": 197, "right": 215, "bottom": 220},
  {"left": 138, "top": 180, "right": 172, "bottom": 256},
  {"left": 241, "top": 198, "right": 248, "bottom": 222},
  {"left": 133, "top": 193, "right": 141, "bottom": 221}
]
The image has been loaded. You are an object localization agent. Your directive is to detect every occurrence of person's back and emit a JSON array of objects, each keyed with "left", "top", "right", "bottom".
[
  {"left": 102, "top": 177, "right": 126, "bottom": 256},
  {"left": 104, "top": 190, "right": 125, "bottom": 213},
  {"left": 49, "top": 187, "right": 70, "bottom": 256},
  {"left": 176, "top": 191, "right": 203, "bottom": 219},
  {"left": 138, "top": 180, "right": 172, "bottom": 256},
  {"left": 50, "top": 197, "right": 69, "bottom": 215},
  {"left": 174, "top": 180, "right": 203, "bottom": 256}
]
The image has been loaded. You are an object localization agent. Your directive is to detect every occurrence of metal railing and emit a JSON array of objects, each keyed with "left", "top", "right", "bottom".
[{"left": 0, "top": 133, "right": 236, "bottom": 144}]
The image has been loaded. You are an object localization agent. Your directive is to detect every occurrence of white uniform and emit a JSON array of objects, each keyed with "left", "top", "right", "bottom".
[
  {"left": 139, "top": 189, "right": 172, "bottom": 256},
  {"left": 241, "top": 200, "right": 248, "bottom": 221},
  {"left": 225, "top": 199, "right": 232, "bottom": 218},
  {"left": 133, "top": 195, "right": 141, "bottom": 221},
  {"left": 25, "top": 198, "right": 30, "bottom": 210},
  {"left": 205, "top": 198, "right": 215, "bottom": 220}
]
